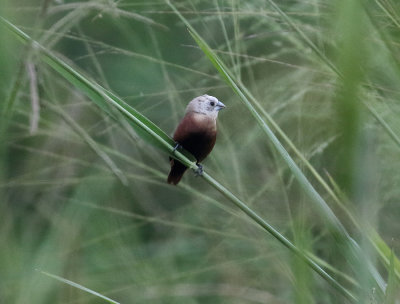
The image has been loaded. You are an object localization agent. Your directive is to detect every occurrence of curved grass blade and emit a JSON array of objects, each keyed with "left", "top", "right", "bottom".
[
  {"left": 384, "top": 250, "right": 398, "bottom": 304},
  {"left": 374, "top": 0, "right": 400, "bottom": 30},
  {"left": 265, "top": 0, "right": 341, "bottom": 77},
  {"left": 38, "top": 270, "right": 120, "bottom": 304}
]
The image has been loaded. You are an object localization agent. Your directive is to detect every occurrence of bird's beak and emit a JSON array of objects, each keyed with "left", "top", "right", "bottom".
[{"left": 215, "top": 101, "right": 226, "bottom": 111}]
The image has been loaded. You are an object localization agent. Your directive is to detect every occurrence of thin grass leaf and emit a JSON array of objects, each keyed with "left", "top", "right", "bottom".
[
  {"left": 384, "top": 250, "right": 398, "bottom": 304},
  {"left": 370, "top": 231, "right": 400, "bottom": 281},
  {"left": 46, "top": 2, "right": 168, "bottom": 30},
  {"left": 327, "top": 171, "right": 400, "bottom": 281},
  {"left": 1, "top": 61, "right": 25, "bottom": 119},
  {"left": 363, "top": 100, "right": 400, "bottom": 150},
  {"left": 266, "top": 0, "right": 341, "bottom": 76},
  {"left": 38, "top": 270, "right": 120, "bottom": 304},
  {"left": 375, "top": 0, "right": 400, "bottom": 29},
  {"left": 363, "top": 3, "right": 400, "bottom": 86}
]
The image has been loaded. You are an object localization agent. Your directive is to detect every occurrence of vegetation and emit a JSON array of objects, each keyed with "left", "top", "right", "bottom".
[{"left": 1, "top": 0, "right": 400, "bottom": 303}]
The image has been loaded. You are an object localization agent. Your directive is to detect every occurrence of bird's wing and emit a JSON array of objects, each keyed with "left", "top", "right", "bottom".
[{"left": 172, "top": 114, "right": 196, "bottom": 143}]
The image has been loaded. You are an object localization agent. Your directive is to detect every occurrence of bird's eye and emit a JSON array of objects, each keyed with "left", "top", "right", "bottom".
[{"left": 210, "top": 101, "right": 215, "bottom": 106}]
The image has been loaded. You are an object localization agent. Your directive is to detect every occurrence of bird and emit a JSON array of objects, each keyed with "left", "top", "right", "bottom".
[{"left": 167, "top": 95, "right": 226, "bottom": 185}]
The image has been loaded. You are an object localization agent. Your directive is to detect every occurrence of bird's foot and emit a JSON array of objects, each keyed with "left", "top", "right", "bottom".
[
  {"left": 193, "top": 163, "right": 203, "bottom": 176},
  {"left": 172, "top": 143, "right": 182, "bottom": 153}
]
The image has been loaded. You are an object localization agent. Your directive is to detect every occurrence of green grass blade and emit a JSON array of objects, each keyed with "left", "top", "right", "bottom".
[
  {"left": 363, "top": 100, "right": 400, "bottom": 149},
  {"left": 327, "top": 170, "right": 400, "bottom": 282},
  {"left": 38, "top": 270, "right": 120, "bottom": 304},
  {"left": 384, "top": 250, "right": 398, "bottom": 304},
  {"left": 375, "top": 0, "right": 400, "bottom": 29},
  {"left": 265, "top": 0, "right": 341, "bottom": 77},
  {"left": 370, "top": 231, "right": 400, "bottom": 281}
]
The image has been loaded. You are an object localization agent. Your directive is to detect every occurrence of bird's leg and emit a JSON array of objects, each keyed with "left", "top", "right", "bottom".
[
  {"left": 172, "top": 142, "right": 182, "bottom": 153},
  {"left": 194, "top": 163, "right": 203, "bottom": 176}
]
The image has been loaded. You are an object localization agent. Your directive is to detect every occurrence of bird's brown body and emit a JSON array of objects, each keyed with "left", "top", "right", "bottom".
[{"left": 167, "top": 95, "right": 225, "bottom": 185}]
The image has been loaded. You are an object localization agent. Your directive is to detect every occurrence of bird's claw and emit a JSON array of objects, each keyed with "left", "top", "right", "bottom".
[
  {"left": 172, "top": 143, "right": 182, "bottom": 153},
  {"left": 194, "top": 164, "right": 203, "bottom": 176}
]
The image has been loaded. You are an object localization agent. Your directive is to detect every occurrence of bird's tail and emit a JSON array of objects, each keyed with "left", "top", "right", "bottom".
[{"left": 167, "top": 159, "right": 188, "bottom": 185}]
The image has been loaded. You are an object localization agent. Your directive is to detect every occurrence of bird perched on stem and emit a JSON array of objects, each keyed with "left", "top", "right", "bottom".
[{"left": 168, "top": 95, "right": 226, "bottom": 185}]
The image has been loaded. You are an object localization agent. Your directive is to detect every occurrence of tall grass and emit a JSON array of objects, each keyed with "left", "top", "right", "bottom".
[{"left": 1, "top": 0, "right": 400, "bottom": 303}]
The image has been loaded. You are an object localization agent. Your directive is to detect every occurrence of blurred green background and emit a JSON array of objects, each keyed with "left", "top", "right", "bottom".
[{"left": 1, "top": 0, "right": 400, "bottom": 303}]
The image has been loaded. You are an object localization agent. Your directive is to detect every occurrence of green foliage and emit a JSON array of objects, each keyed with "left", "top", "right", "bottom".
[{"left": 1, "top": 0, "right": 400, "bottom": 303}]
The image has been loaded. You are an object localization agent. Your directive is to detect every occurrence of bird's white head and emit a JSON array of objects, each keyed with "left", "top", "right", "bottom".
[{"left": 185, "top": 95, "right": 226, "bottom": 119}]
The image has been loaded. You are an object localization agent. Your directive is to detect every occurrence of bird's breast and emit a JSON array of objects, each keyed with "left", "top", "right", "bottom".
[
  {"left": 173, "top": 112, "right": 218, "bottom": 162},
  {"left": 189, "top": 113, "right": 217, "bottom": 133}
]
